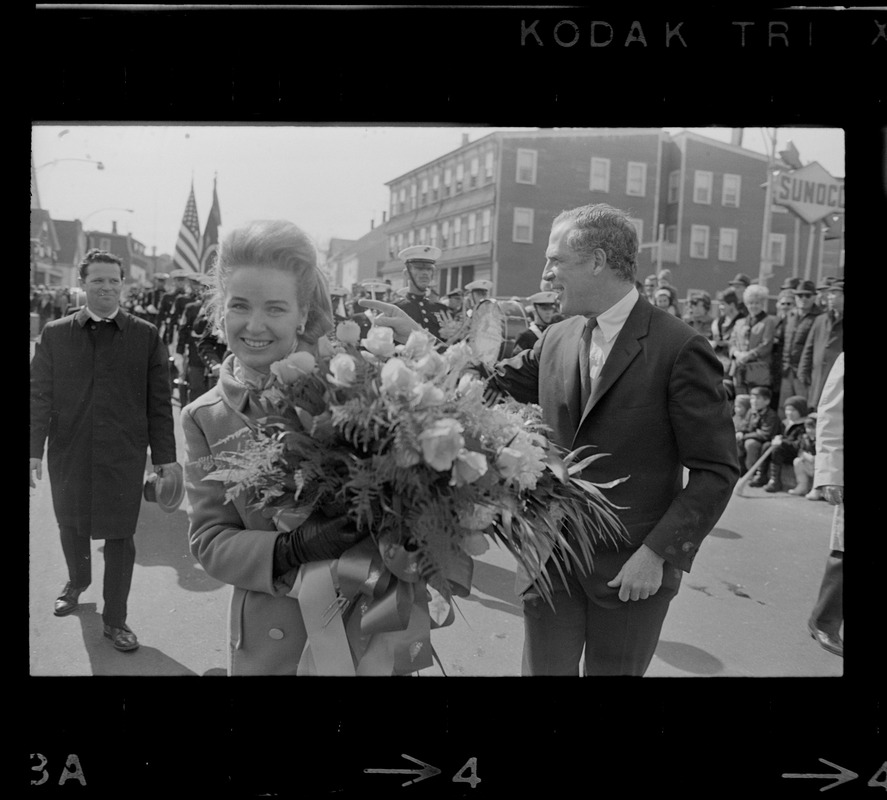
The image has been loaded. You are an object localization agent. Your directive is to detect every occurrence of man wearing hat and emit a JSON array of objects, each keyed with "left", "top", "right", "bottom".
[
  {"left": 30, "top": 249, "right": 180, "bottom": 652},
  {"left": 394, "top": 245, "right": 454, "bottom": 339},
  {"left": 157, "top": 269, "right": 191, "bottom": 345},
  {"left": 143, "top": 272, "right": 169, "bottom": 326},
  {"left": 351, "top": 279, "right": 391, "bottom": 339},
  {"left": 330, "top": 286, "right": 350, "bottom": 325},
  {"left": 799, "top": 278, "right": 844, "bottom": 408},
  {"left": 728, "top": 272, "right": 753, "bottom": 292},
  {"left": 176, "top": 273, "right": 214, "bottom": 405},
  {"left": 780, "top": 279, "right": 823, "bottom": 405},
  {"left": 445, "top": 287, "right": 464, "bottom": 316},
  {"left": 514, "top": 291, "right": 559, "bottom": 352}
]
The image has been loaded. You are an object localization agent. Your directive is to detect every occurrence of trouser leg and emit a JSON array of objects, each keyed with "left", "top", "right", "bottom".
[
  {"left": 59, "top": 525, "right": 91, "bottom": 589},
  {"left": 101, "top": 538, "right": 136, "bottom": 628},
  {"left": 810, "top": 551, "right": 843, "bottom": 636},
  {"left": 582, "top": 591, "right": 673, "bottom": 676},
  {"left": 521, "top": 570, "right": 587, "bottom": 676}
]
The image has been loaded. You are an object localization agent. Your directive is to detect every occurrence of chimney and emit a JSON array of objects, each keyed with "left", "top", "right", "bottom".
[
  {"left": 462, "top": 133, "right": 469, "bottom": 147},
  {"left": 370, "top": 218, "right": 375, "bottom": 230},
  {"left": 730, "top": 128, "right": 743, "bottom": 147},
  {"left": 112, "top": 220, "right": 118, "bottom": 234}
]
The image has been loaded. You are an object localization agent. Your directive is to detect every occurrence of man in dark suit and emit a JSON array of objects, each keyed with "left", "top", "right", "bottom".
[
  {"left": 361, "top": 203, "right": 740, "bottom": 675},
  {"left": 799, "top": 278, "right": 844, "bottom": 409},
  {"left": 30, "top": 249, "right": 180, "bottom": 652}
]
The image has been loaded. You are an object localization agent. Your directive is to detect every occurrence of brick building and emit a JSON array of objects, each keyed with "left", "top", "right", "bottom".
[
  {"left": 84, "top": 220, "right": 150, "bottom": 284},
  {"left": 381, "top": 128, "right": 843, "bottom": 302}
]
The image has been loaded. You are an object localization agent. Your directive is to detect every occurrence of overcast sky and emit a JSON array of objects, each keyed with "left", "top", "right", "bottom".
[{"left": 31, "top": 125, "right": 845, "bottom": 257}]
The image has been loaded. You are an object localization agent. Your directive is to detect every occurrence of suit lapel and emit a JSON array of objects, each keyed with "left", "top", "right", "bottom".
[
  {"left": 577, "top": 299, "right": 651, "bottom": 429},
  {"left": 558, "top": 316, "right": 585, "bottom": 431}
]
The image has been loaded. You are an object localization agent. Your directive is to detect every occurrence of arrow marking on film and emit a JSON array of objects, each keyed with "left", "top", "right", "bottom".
[
  {"left": 783, "top": 758, "right": 858, "bottom": 791},
  {"left": 365, "top": 753, "right": 442, "bottom": 786}
]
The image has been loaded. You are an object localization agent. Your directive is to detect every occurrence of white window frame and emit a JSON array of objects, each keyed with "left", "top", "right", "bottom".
[
  {"left": 419, "top": 226, "right": 427, "bottom": 245},
  {"left": 484, "top": 151, "right": 494, "bottom": 179},
  {"left": 453, "top": 216, "right": 462, "bottom": 246},
  {"left": 690, "top": 225, "right": 710, "bottom": 259},
  {"left": 420, "top": 178, "right": 428, "bottom": 206},
  {"left": 397, "top": 232, "right": 404, "bottom": 252},
  {"left": 432, "top": 173, "right": 440, "bottom": 201},
  {"left": 443, "top": 167, "right": 452, "bottom": 195},
  {"left": 693, "top": 170, "right": 713, "bottom": 205},
  {"left": 390, "top": 190, "right": 397, "bottom": 216},
  {"left": 481, "top": 209, "right": 491, "bottom": 242},
  {"left": 769, "top": 233, "right": 787, "bottom": 266},
  {"left": 516, "top": 148, "right": 538, "bottom": 185},
  {"left": 430, "top": 224, "right": 438, "bottom": 248},
  {"left": 467, "top": 212, "right": 477, "bottom": 245},
  {"left": 407, "top": 229, "right": 415, "bottom": 246},
  {"left": 441, "top": 220, "right": 450, "bottom": 249},
  {"left": 667, "top": 170, "right": 680, "bottom": 204},
  {"left": 590, "top": 157, "right": 611, "bottom": 192},
  {"left": 389, "top": 235, "right": 397, "bottom": 257},
  {"left": 718, "top": 228, "right": 738, "bottom": 262},
  {"left": 455, "top": 162, "right": 464, "bottom": 193},
  {"left": 665, "top": 225, "right": 677, "bottom": 244},
  {"left": 626, "top": 162, "right": 647, "bottom": 197},
  {"left": 513, "top": 207, "right": 534, "bottom": 243},
  {"left": 722, "top": 173, "right": 741, "bottom": 207},
  {"left": 469, "top": 157, "right": 479, "bottom": 188},
  {"left": 627, "top": 217, "right": 644, "bottom": 246}
]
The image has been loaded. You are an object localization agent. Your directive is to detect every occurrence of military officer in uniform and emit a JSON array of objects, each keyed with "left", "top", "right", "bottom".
[
  {"left": 514, "top": 291, "right": 559, "bottom": 352},
  {"left": 393, "top": 245, "right": 454, "bottom": 339}
]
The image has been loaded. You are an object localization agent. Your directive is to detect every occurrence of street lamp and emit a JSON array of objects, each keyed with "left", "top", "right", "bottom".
[
  {"left": 36, "top": 157, "right": 105, "bottom": 171},
  {"left": 81, "top": 207, "right": 134, "bottom": 225}
]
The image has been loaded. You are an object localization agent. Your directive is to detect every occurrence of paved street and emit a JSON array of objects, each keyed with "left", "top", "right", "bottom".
[{"left": 29, "top": 338, "right": 842, "bottom": 678}]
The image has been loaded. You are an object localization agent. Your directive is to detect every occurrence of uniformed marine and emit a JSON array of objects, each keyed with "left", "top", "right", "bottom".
[
  {"left": 513, "top": 290, "right": 559, "bottom": 352},
  {"left": 393, "top": 245, "right": 454, "bottom": 339}
]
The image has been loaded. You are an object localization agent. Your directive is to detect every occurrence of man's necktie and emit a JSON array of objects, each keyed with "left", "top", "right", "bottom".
[{"left": 579, "top": 316, "right": 597, "bottom": 408}]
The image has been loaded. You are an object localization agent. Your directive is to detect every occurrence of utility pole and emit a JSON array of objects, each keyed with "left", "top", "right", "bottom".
[{"left": 757, "top": 128, "right": 778, "bottom": 289}]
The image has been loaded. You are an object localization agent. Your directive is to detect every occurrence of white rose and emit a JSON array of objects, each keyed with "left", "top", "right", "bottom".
[
  {"left": 418, "top": 418, "right": 464, "bottom": 471},
  {"left": 451, "top": 450, "right": 488, "bottom": 486},
  {"left": 362, "top": 326, "right": 396, "bottom": 358},
  {"left": 328, "top": 353, "right": 357, "bottom": 387},
  {"left": 380, "top": 358, "right": 419, "bottom": 395},
  {"left": 269, "top": 351, "right": 317, "bottom": 384}
]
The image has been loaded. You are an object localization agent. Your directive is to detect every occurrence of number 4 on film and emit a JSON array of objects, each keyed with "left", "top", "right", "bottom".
[{"left": 452, "top": 757, "right": 480, "bottom": 788}]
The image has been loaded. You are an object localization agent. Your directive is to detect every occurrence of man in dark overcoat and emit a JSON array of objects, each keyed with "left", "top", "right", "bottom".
[{"left": 30, "top": 249, "right": 180, "bottom": 652}]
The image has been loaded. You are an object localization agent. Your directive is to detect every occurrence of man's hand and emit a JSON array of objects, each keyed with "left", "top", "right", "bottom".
[
  {"left": 606, "top": 544, "right": 665, "bottom": 602},
  {"left": 29, "top": 458, "right": 42, "bottom": 488},
  {"left": 819, "top": 484, "right": 844, "bottom": 506},
  {"left": 358, "top": 299, "right": 423, "bottom": 342},
  {"left": 153, "top": 462, "right": 183, "bottom": 480}
]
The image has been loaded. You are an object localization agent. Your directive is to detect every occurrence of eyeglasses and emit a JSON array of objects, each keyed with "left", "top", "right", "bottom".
[{"left": 778, "top": 301, "right": 793, "bottom": 307}]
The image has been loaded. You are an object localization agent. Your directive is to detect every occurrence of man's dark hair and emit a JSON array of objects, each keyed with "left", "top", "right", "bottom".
[
  {"left": 551, "top": 203, "right": 639, "bottom": 282},
  {"left": 79, "top": 249, "right": 124, "bottom": 281}
]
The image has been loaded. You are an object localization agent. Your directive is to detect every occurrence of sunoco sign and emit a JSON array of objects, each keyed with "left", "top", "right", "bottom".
[{"left": 772, "top": 162, "right": 844, "bottom": 224}]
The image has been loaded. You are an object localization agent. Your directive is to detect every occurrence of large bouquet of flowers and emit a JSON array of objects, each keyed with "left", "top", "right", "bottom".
[{"left": 204, "top": 321, "right": 630, "bottom": 675}]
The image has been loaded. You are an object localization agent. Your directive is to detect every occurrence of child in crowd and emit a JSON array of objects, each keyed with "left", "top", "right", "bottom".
[
  {"left": 733, "top": 393, "right": 752, "bottom": 434},
  {"left": 737, "top": 386, "right": 779, "bottom": 486},
  {"left": 789, "top": 414, "right": 821, "bottom": 500},
  {"left": 764, "top": 395, "right": 809, "bottom": 492}
]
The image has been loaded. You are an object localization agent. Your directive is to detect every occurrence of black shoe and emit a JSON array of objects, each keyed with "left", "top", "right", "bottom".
[
  {"left": 53, "top": 582, "right": 86, "bottom": 616},
  {"left": 764, "top": 480, "right": 783, "bottom": 493},
  {"left": 103, "top": 623, "right": 140, "bottom": 652},
  {"left": 808, "top": 621, "right": 843, "bottom": 658},
  {"left": 748, "top": 472, "right": 767, "bottom": 488}
]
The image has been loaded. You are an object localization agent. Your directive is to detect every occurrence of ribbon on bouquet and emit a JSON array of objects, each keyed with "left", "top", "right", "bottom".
[{"left": 286, "top": 533, "right": 473, "bottom": 676}]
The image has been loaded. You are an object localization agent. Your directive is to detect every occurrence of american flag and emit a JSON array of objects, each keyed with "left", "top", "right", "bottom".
[
  {"left": 200, "top": 175, "right": 222, "bottom": 274},
  {"left": 173, "top": 183, "right": 201, "bottom": 273}
]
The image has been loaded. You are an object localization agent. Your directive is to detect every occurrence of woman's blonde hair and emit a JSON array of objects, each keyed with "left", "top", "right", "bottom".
[{"left": 206, "top": 219, "right": 334, "bottom": 344}]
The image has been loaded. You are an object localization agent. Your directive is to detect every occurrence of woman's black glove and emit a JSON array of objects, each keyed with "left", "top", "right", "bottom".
[{"left": 272, "top": 513, "right": 364, "bottom": 578}]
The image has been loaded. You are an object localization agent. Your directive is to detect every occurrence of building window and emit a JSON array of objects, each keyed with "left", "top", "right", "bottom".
[
  {"left": 432, "top": 173, "right": 440, "bottom": 201},
  {"left": 469, "top": 157, "right": 479, "bottom": 188},
  {"left": 408, "top": 229, "right": 415, "bottom": 247},
  {"left": 666, "top": 225, "right": 677, "bottom": 244},
  {"left": 627, "top": 217, "right": 644, "bottom": 247},
  {"left": 410, "top": 183, "right": 417, "bottom": 210},
  {"left": 443, "top": 167, "right": 452, "bottom": 197},
  {"left": 455, "top": 163, "right": 464, "bottom": 193},
  {"left": 389, "top": 235, "right": 397, "bottom": 258},
  {"left": 513, "top": 208, "right": 534, "bottom": 243},
  {"left": 420, "top": 178, "right": 428, "bottom": 207},
  {"left": 398, "top": 187, "right": 406, "bottom": 214},
  {"left": 590, "top": 157, "right": 610, "bottom": 192},
  {"left": 770, "top": 233, "right": 787, "bottom": 266},
  {"left": 440, "top": 264, "right": 475, "bottom": 296},
  {"left": 626, "top": 162, "right": 647, "bottom": 197},
  {"left": 453, "top": 216, "right": 462, "bottom": 247},
  {"left": 390, "top": 190, "right": 397, "bottom": 216},
  {"left": 718, "top": 228, "right": 738, "bottom": 262},
  {"left": 99, "top": 237, "right": 111, "bottom": 251},
  {"left": 441, "top": 220, "right": 450, "bottom": 249},
  {"left": 430, "top": 224, "right": 438, "bottom": 248},
  {"left": 419, "top": 226, "right": 427, "bottom": 245},
  {"left": 481, "top": 209, "right": 491, "bottom": 242},
  {"left": 667, "top": 170, "right": 680, "bottom": 204},
  {"left": 516, "top": 149, "right": 538, "bottom": 184},
  {"left": 467, "top": 213, "right": 477, "bottom": 245},
  {"left": 484, "top": 151, "right": 494, "bottom": 180},
  {"left": 693, "top": 171, "right": 713, "bottom": 204},
  {"left": 722, "top": 174, "right": 741, "bottom": 207},
  {"left": 690, "top": 225, "right": 710, "bottom": 259},
  {"left": 397, "top": 233, "right": 404, "bottom": 252}
]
